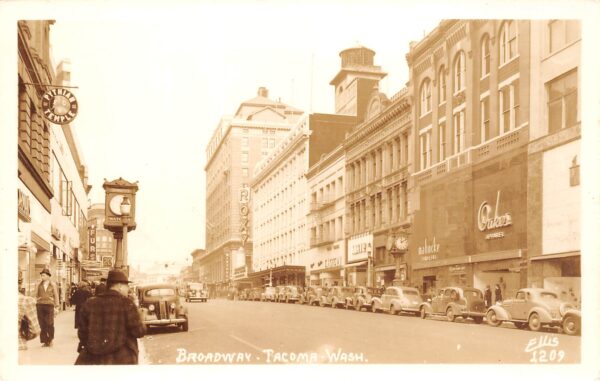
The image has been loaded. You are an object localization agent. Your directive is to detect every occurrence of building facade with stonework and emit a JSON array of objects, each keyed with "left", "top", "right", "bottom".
[
  {"left": 526, "top": 20, "right": 580, "bottom": 304},
  {"left": 204, "top": 87, "right": 303, "bottom": 296},
  {"left": 407, "top": 20, "right": 532, "bottom": 298}
]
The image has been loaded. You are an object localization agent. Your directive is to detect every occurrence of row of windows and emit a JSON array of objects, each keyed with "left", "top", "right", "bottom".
[
  {"left": 348, "top": 184, "right": 407, "bottom": 235},
  {"left": 311, "top": 175, "right": 344, "bottom": 206}
]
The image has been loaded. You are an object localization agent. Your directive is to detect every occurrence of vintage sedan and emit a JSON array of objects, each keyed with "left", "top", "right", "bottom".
[
  {"left": 326, "top": 286, "right": 356, "bottom": 308},
  {"left": 248, "top": 287, "right": 263, "bottom": 301},
  {"left": 419, "top": 286, "right": 486, "bottom": 323},
  {"left": 349, "top": 286, "right": 384, "bottom": 311},
  {"left": 137, "top": 284, "right": 189, "bottom": 331},
  {"left": 260, "top": 286, "right": 277, "bottom": 302},
  {"left": 562, "top": 308, "right": 581, "bottom": 336},
  {"left": 281, "top": 286, "right": 303, "bottom": 303},
  {"left": 486, "top": 288, "right": 577, "bottom": 332},
  {"left": 304, "top": 286, "right": 329, "bottom": 306},
  {"left": 372, "top": 286, "right": 423, "bottom": 315},
  {"left": 274, "top": 286, "right": 288, "bottom": 302}
]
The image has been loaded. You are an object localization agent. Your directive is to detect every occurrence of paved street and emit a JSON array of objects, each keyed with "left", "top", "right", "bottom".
[{"left": 141, "top": 299, "right": 580, "bottom": 365}]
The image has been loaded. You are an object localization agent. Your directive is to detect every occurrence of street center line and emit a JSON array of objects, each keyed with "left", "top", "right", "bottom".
[{"left": 229, "top": 334, "right": 264, "bottom": 353}]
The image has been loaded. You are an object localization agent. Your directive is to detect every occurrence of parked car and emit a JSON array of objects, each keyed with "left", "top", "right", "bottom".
[
  {"left": 248, "top": 287, "right": 263, "bottom": 301},
  {"left": 349, "top": 286, "right": 384, "bottom": 311},
  {"left": 326, "top": 286, "right": 356, "bottom": 308},
  {"left": 185, "top": 282, "right": 207, "bottom": 302},
  {"left": 304, "top": 286, "right": 329, "bottom": 306},
  {"left": 485, "top": 288, "right": 577, "bottom": 331},
  {"left": 137, "top": 284, "right": 189, "bottom": 331},
  {"left": 279, "top": 286, "right": 302, "bottom": 303},
  {"left": 260, "top": 286, "right": 277, "bottom": 302},
  {"left": 372, "top": 286, "right": 423, "bottom": 315},
  {"left": 273, "top": 286, "right": 287, "bottom": 302},
  {"left": 561, "top": 308, "right": 581, "bottom": 336},
  {"left": 419, "top": 286, "right": 486, "bottom": 323},
  {"left": 298, "top": 286, "right": 318, "bottom": 305}
]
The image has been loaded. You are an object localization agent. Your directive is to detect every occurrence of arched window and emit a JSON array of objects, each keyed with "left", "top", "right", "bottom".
[
  {"left": 438, "top": 66, "right": 447, "bottom": 104},
  {"left": 453, "top": 51, "right": 466, "bottom": 94},
  {"left": 499, "top": 21, "right": 518, "bottom": 65},
  {"left": 420, "top": 78, "right": 432, "bottom": 116},
  {"left": 481, "top": 35, "right": 490, "bottom": 77}
]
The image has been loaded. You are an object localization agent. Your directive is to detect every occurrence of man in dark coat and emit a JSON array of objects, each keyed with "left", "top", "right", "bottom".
[
  {"left": 75, "top": 270, "right": 146, "bottom": 365},
  {"left": 484, "top": 285, "right": 493, "bottom": 308},
  {"left": 71, "top": 281, "right": 92, "bottom": 329}
]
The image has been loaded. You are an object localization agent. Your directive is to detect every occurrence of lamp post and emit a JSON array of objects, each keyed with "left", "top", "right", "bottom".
[{"left": 119, "top": 196, "right": 131, "bottom": 272}]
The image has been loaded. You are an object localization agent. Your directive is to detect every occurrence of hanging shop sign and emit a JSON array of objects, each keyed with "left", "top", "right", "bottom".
[
  {"left": 18, "top": 189, "right": 31, "bottom": 221},
  {"left": 41, "top": 88, "right": 79, "bottom": 125},
  {"left": 240, "top": 187, "right": 250, "bottom": 245},
  {"left": 477, "top": 190, "right": 512, "bottom": 240},
  {"left": 88, "top": 221, "right": 97, "bottom": 261}
]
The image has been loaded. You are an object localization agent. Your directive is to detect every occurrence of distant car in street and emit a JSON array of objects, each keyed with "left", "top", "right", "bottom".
[
  {"left": 419, "top": 286, "right": 486, "bottom": 323},
  {"left": 185, "top": 282, "right": 208, "bottom": 302},
  {"left": 137, "top": 283, "right": 189, "bottom": 331},
  {"left": 261, "top": 286, "right": 277, "bottom": 302},
  {"left": 349, "top": 286, "right": 383, "bottom": 311},
  {"left": 371, "top": 286, "right": 423, "bottom": 315},
  {"left": 485, "top": 288, "right": 577, "bottom": 332},
  {"left": 326, "top": 286, "right": 356, "bottom": 308},
  {"left": 274, "top": 286, "right": 287, "bottom": 303}
]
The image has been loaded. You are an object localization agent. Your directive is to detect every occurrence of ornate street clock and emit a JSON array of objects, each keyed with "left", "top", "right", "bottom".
[{"left": 103, "top": 178, "right": 138, "bottom": 233}]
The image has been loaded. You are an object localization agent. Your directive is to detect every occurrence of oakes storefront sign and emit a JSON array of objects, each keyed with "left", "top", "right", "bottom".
[
  {"left": 478, "top": 190, "right": 512, "bottom": 240},
  {"left": 418, "top": 237, "right": 440, "bottom": 261}
]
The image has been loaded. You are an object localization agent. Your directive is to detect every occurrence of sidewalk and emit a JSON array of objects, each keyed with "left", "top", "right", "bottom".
[{"left": 19, "top": 308, "right": 148, "bottom": 365}]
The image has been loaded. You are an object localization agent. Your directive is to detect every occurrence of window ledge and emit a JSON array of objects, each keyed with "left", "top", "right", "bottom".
[
  {"left": 498, "top": 55, "right": 520, "bottom": 70},
  {"left": 542, "top": 39, "right": 581, "bottom": 62}
]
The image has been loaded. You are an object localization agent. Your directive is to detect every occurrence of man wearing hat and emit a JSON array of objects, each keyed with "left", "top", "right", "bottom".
[
  {"left": 75, "top": 269, "right": 146, "bottom": 365},
  {"left": 36, "top": 268, "right": 59, "bottom": 347}
]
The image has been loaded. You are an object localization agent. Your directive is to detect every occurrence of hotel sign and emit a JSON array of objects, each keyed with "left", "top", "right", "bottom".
[{"left": 478, "top": 191, "right": 512, "bottom": 240}]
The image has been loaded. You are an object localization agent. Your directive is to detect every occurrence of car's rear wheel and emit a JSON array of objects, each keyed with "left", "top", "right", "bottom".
[
  {"left": 528, "top": 312, "right": 542, "bottom": 331},
  {"left": 390, "top": 304, "right": 398, "bottom": 315},
  {"left": 420, "top": 307, "right": 428, "bottom": 319},
  {"left": 446, "top": 307, "right": 455, "bottom": 322},
  {"left": 486, "top": 310, "right": 502, "bottom": 327},
  {"left": 562, "top": 315, "right": 580, "bottom": 335}
]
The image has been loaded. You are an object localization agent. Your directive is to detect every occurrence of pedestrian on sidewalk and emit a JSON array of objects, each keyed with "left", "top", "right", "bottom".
[
  {"left": 484, "top": 285, "right": 492, "bottom": 308},
  {"left": 36, "top": 268, "right": 59, "bottom": 347},
  {"left": 75, "top": 269, "right": 146, "bottom": 365},
  {"left": 494, "top": 283, "right": 503, "bottom": 304},
  {"left": 19, "top": 272, "right": 41, "bottom": 351},
  {"left": 71, "top": 281, "right": 92, "bottom": 329}
]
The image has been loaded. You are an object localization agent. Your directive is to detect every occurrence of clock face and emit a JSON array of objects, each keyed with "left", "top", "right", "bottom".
[
  {"left": 109, "top": 194, "right": 125, "bottom": 216},
  {"left": 396, "top": 237, "right": 408, "bottom": 250}
]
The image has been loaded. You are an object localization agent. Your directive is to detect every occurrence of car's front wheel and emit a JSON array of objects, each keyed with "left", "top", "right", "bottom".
[
  {"left": 528, "top": 312, "right": 542, "bottom": 331},
  {"left": 486, "top": 310, "right": 502, "bottom": 327},
  {"left": 446, "top": 307, "right": 455, "bottom": 322},
  {"left": 390, "top": 304, "right": 399, "bottom": 315},
  {"left": 419, "top": 307, "right": 428, "bottom": 319},
  {"left": 562, "top": 315, "right": 580, "bottom": 335},
  {"left": 180, "top": 318, "right": 189, "bottom": 332}
]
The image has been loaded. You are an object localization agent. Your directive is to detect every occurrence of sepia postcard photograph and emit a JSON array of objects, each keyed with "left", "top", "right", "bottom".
[{"left": 1, "top": 0, "right": 599, "bottom": 380}]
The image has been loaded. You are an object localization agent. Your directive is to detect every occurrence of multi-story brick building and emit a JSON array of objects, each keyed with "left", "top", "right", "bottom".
[
  {"left": 204, "top": 87, "right": 303, "bottom": 296},
  {"left": 251, "top": 113, "right": 355, "bottom": 287},
  {"left": 18, "top": 22, "right": 91, "bottom": 301},
  {"left": 84, "top": 203, "right": 115, "bottom": 282},
  {"left": 408, "top": 20, "right": 534, "bottom": 298}
]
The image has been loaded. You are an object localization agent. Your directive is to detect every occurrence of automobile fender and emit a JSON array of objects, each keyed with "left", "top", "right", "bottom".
[
  {"left": 487, "top": 305, "right": 510, "bottom": 321},
  {"left": 528, "top": 307, "right": 553, "bottom": 323},
  {"left": 446, "top": 302, "right": 464, "bottom": 315},
  {"left": 177, "top": 304, "right": 187, "bottom": 315},
  {"left": 371, "top": 296, "right": 382, "bottom": 306},
  {"left": 418, "top": 302, "right": 432, "bottom": 314}
]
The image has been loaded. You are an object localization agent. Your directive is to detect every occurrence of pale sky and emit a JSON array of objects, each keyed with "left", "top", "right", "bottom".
[
  {"left": 3, "top": 0, "right": 597, "bottom": 275},
  {"left": 44, "top": 3, "right": 442, "bottom": 272}
]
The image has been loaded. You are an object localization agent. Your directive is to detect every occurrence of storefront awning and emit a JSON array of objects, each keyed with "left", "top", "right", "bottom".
[
  {"left": 310, "top": 265, "right": 343, "bottom": 274},
  {"left": 345, "top": 261, "right": 367, "bottom": 268}
]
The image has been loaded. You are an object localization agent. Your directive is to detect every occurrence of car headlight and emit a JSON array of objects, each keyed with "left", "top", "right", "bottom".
[
  {"left": 170, "top": 303, "right": 176, "bottom": 309},
  {"left": 148, "top": 304, "right": 155, "bottom": 311}
]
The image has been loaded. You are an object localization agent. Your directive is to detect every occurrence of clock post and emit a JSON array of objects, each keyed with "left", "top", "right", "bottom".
[
  {"left": 103, "top": 178, "right": 138, "bottom": 275},
  {"left": 387, "top": 229, "right": 409, "bottom": 286}
]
